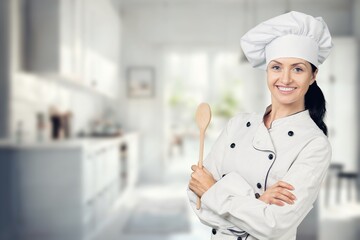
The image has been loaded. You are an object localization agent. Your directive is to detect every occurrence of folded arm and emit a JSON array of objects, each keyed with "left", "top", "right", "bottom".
[{"left": 201, "top": 137, "right": 331, "bottom": 240}]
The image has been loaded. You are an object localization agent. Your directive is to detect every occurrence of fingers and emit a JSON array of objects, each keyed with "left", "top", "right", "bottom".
[
  {"left": 259, "top": 181, "right": 297, "bottom": 206},
  {"left": 278, "top": 187, "right": 297, "bottom": 201},
  {"left": 191, "top": 165, "right": 207, "bottom": 171},
  {"left": 188, "top": 173, "right": 212, "bottom": 198},
  {"left": 189, "top": 165, "right": 216, "bottom": 197},
  {"left": 188, "top": 179, "right": 202, "bottom": 197},
  {"left": 269, "top": 198, "right": 285, "bottom": 206},
  {"left": 276, "top": 181, "right": 295, "bottom": 191},
  {"left": 191, "top": 165, "right": 198, "bottom": 171},
  {"left": 271, "top": 190, "right": 295, "bottom": 205},
  {"left": 191, "top": 165, "right": 212, "bottom": 177},
  {"left": 275, "top": 181, "right": 296, "bottom": 201},
  {"left": 262, "top": 191, "right": 294, "bottom": 206}
]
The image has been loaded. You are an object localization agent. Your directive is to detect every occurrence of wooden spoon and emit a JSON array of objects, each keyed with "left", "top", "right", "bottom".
[{"left": 195, "top": 102, "right": 212, "bottom": 209}]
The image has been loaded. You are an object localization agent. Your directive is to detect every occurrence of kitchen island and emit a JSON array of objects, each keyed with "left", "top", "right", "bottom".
[{"left": 0, "top": 133, "right": 138, "bottom": 240}]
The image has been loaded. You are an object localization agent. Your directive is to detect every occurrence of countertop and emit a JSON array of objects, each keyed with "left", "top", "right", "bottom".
[{"left": 0, "top": 133, "right": 138, "bottom": 150}]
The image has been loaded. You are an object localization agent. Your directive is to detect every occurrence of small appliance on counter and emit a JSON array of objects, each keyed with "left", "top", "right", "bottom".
[{"left": 49, "top": 106, "right": 73, "bottom": 140}]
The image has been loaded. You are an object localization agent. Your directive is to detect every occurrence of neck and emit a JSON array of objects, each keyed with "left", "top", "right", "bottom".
[{"left": 265, "top": 101, "right": 305, "bottom": 128}]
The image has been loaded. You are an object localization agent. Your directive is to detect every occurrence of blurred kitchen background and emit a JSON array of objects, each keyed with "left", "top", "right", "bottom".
[{"left": 0, "top": 0, "right": 360, "bottom": 239}]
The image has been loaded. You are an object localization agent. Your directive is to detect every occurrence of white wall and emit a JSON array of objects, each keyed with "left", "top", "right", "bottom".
[{"left": 120, "top": 0, "right": 355, "bottom": 183}]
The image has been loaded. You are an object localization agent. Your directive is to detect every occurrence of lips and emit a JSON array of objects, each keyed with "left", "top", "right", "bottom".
[{"left": 276, "top": 86, "right": 296, "bottom": 93}]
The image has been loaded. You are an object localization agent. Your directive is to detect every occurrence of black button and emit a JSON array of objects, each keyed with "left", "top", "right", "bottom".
[
  {"left": 257, "top": 183, "right": 262, "bottom": 189},
  {"left": 222, "top": 174, "right": 226, "bottom": 178},
  {"left": 288, "top": 131, "right": 294, "bottom": 136},
  {"left": 255, "top": 193, "right": 260, "bottom": 199},
  {"left": 230, "top": 143, "right": 236, "bottom": 148},
  {"left": 246, "top": 122, "right": 251, "bottom": 127},
  {"left": 268, "top": 154, "right": 274, "bottom": 160},
  {"left": 212, "top": 228, "right": 217, "bottom": 235},
  {"left": 237, "top": 237, "right": 242, "bottom": 240}
]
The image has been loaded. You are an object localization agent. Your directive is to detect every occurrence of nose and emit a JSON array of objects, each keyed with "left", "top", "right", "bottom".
[{"left": 280, "top": 69, "right": 292, "bottom": 85}]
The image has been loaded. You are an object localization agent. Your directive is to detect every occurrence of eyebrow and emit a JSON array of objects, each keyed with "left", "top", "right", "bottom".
[{"left": 270, "top": 60, "right": 307, "bottom": 67}]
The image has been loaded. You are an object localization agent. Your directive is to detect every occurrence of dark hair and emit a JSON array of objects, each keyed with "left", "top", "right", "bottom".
[{"left": 305, "top": 64, "right": 328, "bottom": 136}]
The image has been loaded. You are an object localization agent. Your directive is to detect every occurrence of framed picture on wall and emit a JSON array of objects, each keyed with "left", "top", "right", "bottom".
[{"left": 126, "top": 66, "right": 155, "bottom": 98}]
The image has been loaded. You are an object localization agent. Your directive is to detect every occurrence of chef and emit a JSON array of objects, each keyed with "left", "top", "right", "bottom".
[{"left": 188, "top": 11, "right": 333, "bottom": 240}]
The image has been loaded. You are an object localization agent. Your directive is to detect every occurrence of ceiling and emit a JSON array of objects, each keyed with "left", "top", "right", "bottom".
[{"left": 119, "top": 0, "right": 353, "bottom": 7}]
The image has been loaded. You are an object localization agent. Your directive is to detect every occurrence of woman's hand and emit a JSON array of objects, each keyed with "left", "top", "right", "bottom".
[
  {"left": 259, "top": 181, "right": 297, "bottom": 206},
  {"left": 189, "top": 165, "right": 216, "bottom": 198}
]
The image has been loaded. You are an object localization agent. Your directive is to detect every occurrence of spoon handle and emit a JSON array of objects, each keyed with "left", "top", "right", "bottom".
[
  {"left": 198, "top": 130, "right": 205, "bottom": 168},
  {"left": 196, "top": 130, "right": 205, "bottom": 209}
]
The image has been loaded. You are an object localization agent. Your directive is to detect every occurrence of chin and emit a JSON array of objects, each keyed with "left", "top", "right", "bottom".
[{"left": 274, "top": 97, "right": 300, "bottom": 106}]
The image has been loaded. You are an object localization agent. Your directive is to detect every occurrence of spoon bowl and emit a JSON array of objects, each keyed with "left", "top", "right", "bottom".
[{"left": 195, "top": 103, "right": 211, "bottom": 131}]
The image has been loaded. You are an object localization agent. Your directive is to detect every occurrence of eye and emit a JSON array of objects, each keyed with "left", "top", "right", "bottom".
[
  {"left": 271, "top": 65, "right": 281, "bottom": 71},
  {"left": 293, "top": 67, "right": 303, "bottom": 73}
]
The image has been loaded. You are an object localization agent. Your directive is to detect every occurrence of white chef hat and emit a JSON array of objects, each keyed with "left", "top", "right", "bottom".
[{"left": 240, "top": 11, "right": 333, "bottom": 70}]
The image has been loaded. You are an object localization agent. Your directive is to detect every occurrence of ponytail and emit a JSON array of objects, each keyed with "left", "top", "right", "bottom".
[{"left": 305, "top": 64, "right": 328, "bottom": 136}]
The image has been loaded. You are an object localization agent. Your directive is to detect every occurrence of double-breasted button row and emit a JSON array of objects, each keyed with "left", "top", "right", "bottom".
[{"left": 229, "top": 122, "right": 251, "bottom": 149}]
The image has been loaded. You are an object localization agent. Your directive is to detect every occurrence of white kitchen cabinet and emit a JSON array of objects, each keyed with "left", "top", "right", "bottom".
[
  {"left": 0, "top": 134, "right": 138, "bottom": 240},
  {"left": 82, "top": 0, "right": 120, "bottom": 98},
  {"left": 22, "top": 0, "right": 120, "bottom": 98},
  {"left": 23, "top": 0, "right": 80, "bottom": 78}
]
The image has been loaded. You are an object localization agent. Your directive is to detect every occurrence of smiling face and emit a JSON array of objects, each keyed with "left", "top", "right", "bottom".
[{"left": 266, "top": 58, "right": 317, "bottom": 110}]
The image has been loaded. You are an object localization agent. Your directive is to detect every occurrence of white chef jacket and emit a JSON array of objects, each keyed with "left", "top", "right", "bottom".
[{"left": 188, "top": 107, "right": 331, "bottom": 240}]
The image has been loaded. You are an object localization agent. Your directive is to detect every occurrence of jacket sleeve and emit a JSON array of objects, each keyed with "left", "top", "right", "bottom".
[
  {"left": 201, "top": 137, "right": 331, "bottom": 240},
  {"left": 187, "top": 117, "right": 250, "bottom": 232}
]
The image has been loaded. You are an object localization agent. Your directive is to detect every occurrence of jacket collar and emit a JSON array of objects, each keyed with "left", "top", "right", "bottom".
[
  {"left": 252, "top": 105, "right": 311, "bottom": 152},
  {"left": 252, "top": 122, "right": 276, "bottom": 153},
  {"left": 263, "top": 105, "right": 310, "bottom": 129}
]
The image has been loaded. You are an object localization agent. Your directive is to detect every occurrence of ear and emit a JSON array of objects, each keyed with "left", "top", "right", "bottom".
[{"left": 310, "top": 69, "right": 318, "bottom": 85}]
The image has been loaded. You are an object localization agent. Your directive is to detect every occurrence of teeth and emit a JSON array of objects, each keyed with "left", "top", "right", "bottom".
[{"left": 278, "top": 86, "right": 295, "bottom": 92}]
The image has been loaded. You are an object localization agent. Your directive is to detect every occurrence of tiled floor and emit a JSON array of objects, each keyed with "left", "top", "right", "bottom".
[{"left": 93, "top": 154, "right": 209, "bottom": 240}]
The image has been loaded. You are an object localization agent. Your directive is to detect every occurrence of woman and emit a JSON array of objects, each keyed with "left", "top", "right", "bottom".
[{"left": 188, "top": 11, "right": 333, "bottom": 240}]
